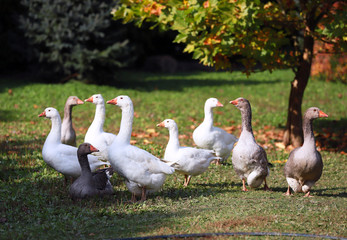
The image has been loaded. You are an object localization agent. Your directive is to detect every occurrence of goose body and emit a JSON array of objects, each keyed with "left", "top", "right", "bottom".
[
  {"left": 61, "top": 96, "right": 84, "bottom": 146},
  {"left": 193, "top": 98, "right": 238, "bottom": 164},
  {"left": 284, "top": 107, "right": 328, "bottom": 197},
  {"left": 158, "top": 119, "right": 217, "bottom": 186},
  {"left": 69, "top": 143, "right": 114, "bottom": 200},
  {"left": 230, "top": 98, "right": 270, "bottom": 191},
  {"left": 84, "top": 94, "right": 117, "bottom": 159},
  {"left": 39, "top": 107, "right": 108, "bottom": 178},
  {"left": 107, "top": 95, "right": 174, "bottom": 201}
]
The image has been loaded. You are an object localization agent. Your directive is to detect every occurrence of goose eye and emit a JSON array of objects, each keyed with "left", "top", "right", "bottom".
[
  {"left": 120, "top": 97, "right": 123, "bottom": 99},
  {"left": 313, "top": 109, "right": 317, "bottom": 112},
  {"left": 167, "top": 120, "right": 169, "bottom": 123},
  {"left": 95, "top": 96, "right": 98, "bottom": 98}
]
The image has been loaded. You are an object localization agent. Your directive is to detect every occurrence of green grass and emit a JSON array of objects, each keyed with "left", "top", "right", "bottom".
[{"left": 0, "top": 70, "right": 346, "bottom": 239}]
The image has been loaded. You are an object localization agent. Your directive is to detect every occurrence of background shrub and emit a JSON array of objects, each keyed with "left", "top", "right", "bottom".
[{"left": 19, "top": 0, "right": 134, "bottom": 83}]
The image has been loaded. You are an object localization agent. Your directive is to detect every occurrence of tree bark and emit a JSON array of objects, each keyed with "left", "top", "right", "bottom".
[{"left": 283, "top": 27, "right": 315, "bottom": 147}]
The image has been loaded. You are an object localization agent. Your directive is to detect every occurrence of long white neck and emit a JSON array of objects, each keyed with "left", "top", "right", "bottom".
[
  {"left": 168, "top": 126, "right": 180, "bottom": 149},
  {"left": 89, "top": 103, "right": 105, "bottom": 133},
  {"left": 164, "top": 125, "right": 180, "bottom": 159},
  {"left": 117, "top": 104, "right": 134, "bottom": 144},
  {"left": 47, "top": 116, "right": 62, "bottom": 144},
  {"left": 202, "top": 104, "right": 214, "bottom": 129}
]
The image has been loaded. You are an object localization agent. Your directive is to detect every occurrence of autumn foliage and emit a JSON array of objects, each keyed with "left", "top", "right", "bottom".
[{"left": 112, "top": 0, "right": 346, "bottom": 74}]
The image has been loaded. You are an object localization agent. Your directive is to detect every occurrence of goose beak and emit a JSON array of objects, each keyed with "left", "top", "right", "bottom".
[
  {"left": 77, "top": 98, "right": 84, "bottom": 104},
  {"left": 319, "top": 110, "right": 328, "bottom": 118},
  {"left": 107, "top": 98, "right": 117, "bottom": 105},
  {"left": 157, "top": 121, "right": 165, "bottom": 127},
  {"left": 217, "top": 101, "right": 224, "bottom": 107},
  {"left": 85, "top": 96, "right": 93, "bottom": 103},
  {"left": 38, "top": 111, "right": 46, "bottom": 117},
  {"left": 230, "top": 100, "right": 238, "bottom": 105},
  {"left": 89, "top": 144, "right": 99, "bottom": 152}
]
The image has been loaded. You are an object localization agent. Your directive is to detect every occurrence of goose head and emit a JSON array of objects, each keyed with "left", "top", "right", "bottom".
[
  {"left": 106, "top": 95, "right": 133, "bottom": 109},
  {"left": 205, "top": 98, "right": 223, "bottom": 108},
  {"left": 304, "top": 107, "right": 328, "bottom": 120},
  {"left": 230, "top": 97, "right": 250, "bottom": 111},
  {"left": 66, "top": 96, "right": 84, "bottom": 106},
  {"left": 157, "top": 119, "right": 177, "bottom": 130},
  {"left": 85, "top": 94, "right": 104, "bottom": 105},
  {"left": 77, "top": 143, "right": 99, "bottom": 155},
  {"left": 38, "top": 107, "right": 60, "bottom": 120}
]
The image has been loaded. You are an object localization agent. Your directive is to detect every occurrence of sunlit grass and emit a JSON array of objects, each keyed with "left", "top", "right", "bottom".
[{"left": 0, "top": 70, "right": 346, "bottom": 239}]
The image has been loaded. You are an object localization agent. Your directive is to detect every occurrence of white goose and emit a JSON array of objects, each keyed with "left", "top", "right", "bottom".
[
  {"left": 39, "top": 107, "right": 108, "bottom": 178},
  {"left": 61, "top": 96, "right": 84, "bottom": 146},
  {"left": 107, "top": 95, "right": 174, "bottom": 201},
  {"left": 157, "top": 119, "right": 218, "bottom": 186},
  {"left": 84, "top": 94, "right": 116, "bottom": 159},
  {"left": 193, "top": 98, "right": 238, "bottom": 164},
  {"left": 230, "top": 98, "right": 270, "bottom": 191}
]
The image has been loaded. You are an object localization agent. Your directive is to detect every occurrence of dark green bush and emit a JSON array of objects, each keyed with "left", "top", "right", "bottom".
[{"left": 19, "top": 0, "right": 134, "bottom": 83}]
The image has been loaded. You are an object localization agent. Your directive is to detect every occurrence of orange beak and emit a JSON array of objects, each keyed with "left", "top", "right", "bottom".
[
  {"left": 107, "top": 98, "right": 117, "bottom": 105},
  {"left": 319, "top": 110, "right": 328, "bottom": 118},
  {"left": 89, "top": 144, "right": 99, "bottom": 152},
  {"left": 38, "top": 111, "right": 46, "bottom": 117},
  {"left": 230, "top": 100, "right": 238, "bottom": 105},
  {"left": 216, "top": 101, "right": 224, "bottom": 107},
  {"left": 157, "top": 121, "right": 165, "bottom": 127},
  {"left": 85, "top": 96, "right": 93, "bottom": 103},
  {"left": 77, "top": 98, "right": 84, "bottom": 104}
]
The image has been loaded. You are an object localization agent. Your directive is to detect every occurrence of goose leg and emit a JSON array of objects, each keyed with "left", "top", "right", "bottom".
[
  {"left": 263, "top": 178, "right": 271, "bottom": 191},
  {"left": 184, "top": 175, "right": 192, "bottom": 187},
  {"left": 285, "top": 185, "right": 292, "bottom": 196},
  {"left": 184, "top": 175, "right": 188, "bottom": 187},
  {"left": 242, "top": 179, "right": 248, "bottom": 192},
  {"left": 141, "top": 187, "right": 147, "bottom": 201},
  {"left": 131, "top": 193, "right": 137, "bottom": 203},
  {"left": 64, "top": 175, "right": 73, "bottom": 186},
  {"left": 304, "top": 191, "right": 312, "bottom": 197}
]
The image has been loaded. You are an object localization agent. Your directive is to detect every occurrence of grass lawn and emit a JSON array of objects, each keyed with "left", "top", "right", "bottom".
[{"left": 0, "top": 70, "right": 346, "bottom": 239}]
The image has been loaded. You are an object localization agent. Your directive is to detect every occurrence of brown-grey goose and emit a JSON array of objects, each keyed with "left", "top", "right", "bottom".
[
  {"left": 69, "top": 143, "right": 114, "bottom": 200},
  {"left": 284, "top": 107, "right": 328, "bottom": 197},
  {"left": 230, "top": 97, "right": 270, "bottom": 191},
  {"left": 61, "top": 96, "right": 84, "bottom": 146}
]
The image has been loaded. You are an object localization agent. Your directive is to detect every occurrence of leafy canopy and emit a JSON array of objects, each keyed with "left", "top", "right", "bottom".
[{"left": 112, "top": 0, "right": 346, "bottom": 74}]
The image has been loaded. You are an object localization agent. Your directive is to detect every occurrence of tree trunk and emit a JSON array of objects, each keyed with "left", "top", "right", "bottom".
[{"left": 283, "top": 28, "right": 315, "bottom": 147}]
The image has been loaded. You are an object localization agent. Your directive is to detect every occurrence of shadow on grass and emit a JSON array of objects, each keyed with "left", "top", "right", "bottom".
[
  {"left": 314, "top": 187, "right": 347, "bottom": 198},
  {"left": 0, "top": 110, "right": 17, "bottom": 122},
  {"left": 1, "top": 175, "right": 192, "bottom": 239},
  {"left": 112, "top": 72, "right": 282, "bottom": 92},
  {"left": 0, "top": 138, "right": 45, "bottom": 154},
  {"left": 162, "top": 181, "right": 237, "bottom": 200},
  {"left": 314, "top": 118, "right": 347, "bottom": 153}
]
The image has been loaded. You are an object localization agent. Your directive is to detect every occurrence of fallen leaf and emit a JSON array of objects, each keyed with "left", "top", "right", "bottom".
[
  {"left": 146, "top": 128, "right": 156, "bottom": 134},
  {"left": 143, "top": 139, "right": 152, "bottom": 145},
  {"left": 272, "top": 160, "right": 287, "bottom": 164},
  {"left": 179, "top": 134, "right": 189, "bottom": 139},
  {"left": 275, "top": 142, "right": 286, "bottom": 149}
]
